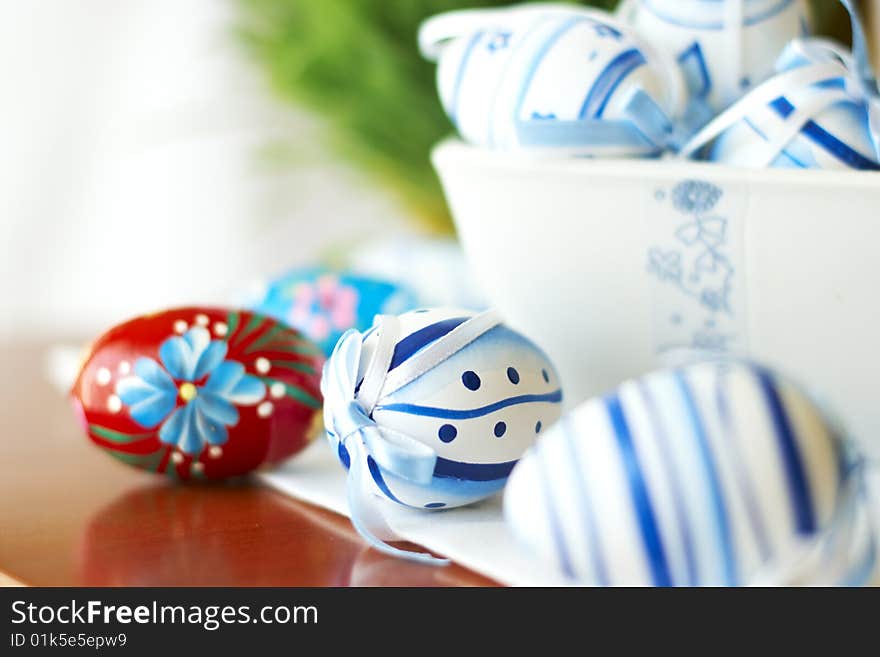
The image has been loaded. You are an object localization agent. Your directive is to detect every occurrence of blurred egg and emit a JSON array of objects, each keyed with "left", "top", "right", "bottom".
[
  {"left": 624, "top": 0, "right": 810, "bottom": 111},
  {"left": 71, "top": 307, "right": 324, "bottom": 480},
  {"left": 505, "top": 360, "right": 868, "bottom": 586},
  {"left": 324, "top": 307, "right": 563, "bottom": 509},
  {"left": 699, "top": 39, "right": 880, "bottom": 170},
  {"left": 422, "top": 6, "right": 684, "bottom": 156},
  {"left": 249, "top": 267, "right": 418, "bottom": 355}
]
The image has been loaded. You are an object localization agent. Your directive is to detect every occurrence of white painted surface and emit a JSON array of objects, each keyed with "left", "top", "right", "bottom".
[{"left": 0, "top": 0, "right": 410, "bottom": 339}]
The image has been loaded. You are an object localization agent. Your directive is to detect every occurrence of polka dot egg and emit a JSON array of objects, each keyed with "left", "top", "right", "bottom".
[
  {"left": 325, "top": 307, "right": 563, "bottom": 509},
  {"left": 505, "top": 360, "right": 873, "bottom": 586},
  {"left": 421, "top": 6, "right": 685, "bottom": 156}
]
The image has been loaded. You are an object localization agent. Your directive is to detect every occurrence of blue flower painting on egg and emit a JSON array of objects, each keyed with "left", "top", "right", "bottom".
[{"left": 250, "top": 268, "right": 418, "bottom": 355}]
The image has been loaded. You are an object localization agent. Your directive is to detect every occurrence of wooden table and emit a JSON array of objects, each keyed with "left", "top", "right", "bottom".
[{"left": 0, "top": 341, "right": 498, "bottom": 587}]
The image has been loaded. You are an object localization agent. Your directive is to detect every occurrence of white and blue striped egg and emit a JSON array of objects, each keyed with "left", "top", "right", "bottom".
[
  {"left": 505, "top": 361, "right": 848, "bottom": 586},
  {"left": 625, "top": 0, "right": 810, "bottom": 111},
  {"left": 707, "top": 41, "right": 880, "bottom": 170},
  {"left": 434, "top": 8, "right": 682, "bottom": 156},
  {"left": 331, "top": 308, "right": 563, "bottom": 509}
]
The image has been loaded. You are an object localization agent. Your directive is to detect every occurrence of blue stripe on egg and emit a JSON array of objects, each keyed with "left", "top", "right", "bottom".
[
  {"left": 677, "top": 42, "right": 712, "bottom": 99},
  {"left": 388, "top": 317, "right": 469, "bottom": 370},
  {"left": 606, "top": 393, "right": 673, "bottom": 587},
  {"left": 714, "top": 371, "right": 773, "bottom": 563},
  {"left": 769, "top": 97, "right": 880, "bottom": 171},
  {"left": 375, "top": 389, "right": 562, "bottom": 420},
  {"left": 673, "top": 371, "right": 737, "bottom": 586},
  {"left": 561, "top": 417, "right": 610, "bottom": 586},
  {"left": 432, "top": 457, "right": 517, "bottom": 482},
  {"left": 536, "top": 442, "right": 576, "bottom": 579},
  {"left": 579, "top": 47, "right": 647, "bottom": 119},
  {"left": 638, "top": 380, "right": 698, "bottom": 586},
  {"left": 337, "top": 442, "right": 351, "bottom": 470},
  {"left": 513, "top": 16, "right": 587, "bottom": 120},
  {"left": 752, "top": 366, "right": 816, "bottom": 534},
  {"left": 367, "top": 455, "right": 405, "bottom": 505},
  {"left": 487, "top": 14, "right": 554, "bottom": 148}
]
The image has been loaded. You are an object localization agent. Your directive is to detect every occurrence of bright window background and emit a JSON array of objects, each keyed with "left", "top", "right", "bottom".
[{"left": 0, "top": 0, "right": 411, "bottom": 339}]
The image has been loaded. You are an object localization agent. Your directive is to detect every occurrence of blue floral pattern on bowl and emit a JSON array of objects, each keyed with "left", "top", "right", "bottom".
[{"left": 648, "top": 179, "right": 742, "bottom": 353}]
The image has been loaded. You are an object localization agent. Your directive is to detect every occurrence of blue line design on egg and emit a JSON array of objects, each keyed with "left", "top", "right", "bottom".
[
  {"left": 714, "top": 371, "right": 772, "bottom": 562},
  {"left": 741, "top": 116, "right": 808, "bottom": 167},
  {"left": 432, "top": 457, "right": 517, "bottom": 481},
  {"left": 769, "top": 97, "right": 880, "bottom": 170},
  {"left": 537, "top": 444, "right": 576, "bottom": 579},
  {"left": 337, "top": 441, "right": 351, "bottom": 470},
  {"left": 367, "top": 455, "right": 405, "bottom": 505},
  {"left": 638, "top": 381, "right": 698, "bottom": 586},
  {"left": 641, "top": 0, "right": 795, "bottom": 31},
  {"left": 752, "top": 366, "right": 816, "bottom": 534},
  {"left": 561, "top": 417, "right": 610, "bottom": 586},
  {"left": 579, "top": 48, "right": 647, "bottom": 119},
  {"left": 388, "top": 317, "right": 469, "bottom": 371},
  {"left": 513, "top": 16, "right": 587, "bottom": 121},
  {"left": 375, "top": 389, "right": 563, "bottom": 420},
  {"left": 673, "top": 371, "right": 737, "bottom": 585},
  {"left": 677, "top": 42, "right": 712, "bottom": 99},
  {"left": 449, "top": 31, "right": 485, "bottom": 125},
  {"left": 605, "top": 394, "right": 673, "bottom": 587},
  {"left": 487, "top": 15, "right": 551, "bottom": 148}
]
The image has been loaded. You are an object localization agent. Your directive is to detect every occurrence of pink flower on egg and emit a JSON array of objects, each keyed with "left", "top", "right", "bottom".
[{"left": 289, "top": 275, "right": 359, "bottom": 342}]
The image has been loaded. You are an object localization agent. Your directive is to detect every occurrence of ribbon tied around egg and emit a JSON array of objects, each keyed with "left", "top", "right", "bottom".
[
  {"left": 680, "top": 0, "right": 880, "bottom": 166},
  {"left": 322, "top": 310, "right": 502, "bottom": 565}
]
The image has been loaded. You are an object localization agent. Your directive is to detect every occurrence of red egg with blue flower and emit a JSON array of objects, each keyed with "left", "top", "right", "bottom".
[{"left": 70, "top": 307, "right": 324, "bottom": 480}]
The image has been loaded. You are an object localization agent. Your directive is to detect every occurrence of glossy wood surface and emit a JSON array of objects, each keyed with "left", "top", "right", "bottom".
[{"left": 0, "top": 341, "right": 498, "bottom": 587}]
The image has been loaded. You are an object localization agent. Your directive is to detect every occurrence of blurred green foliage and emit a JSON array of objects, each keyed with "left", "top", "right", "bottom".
[{"left": 236, "top": 0, "right": 853, "bottom": 233}]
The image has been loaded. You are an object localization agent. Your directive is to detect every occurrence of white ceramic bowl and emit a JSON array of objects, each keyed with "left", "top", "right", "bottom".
[{"left": 432, "top": 139, "right": 880, "bottom": 456}]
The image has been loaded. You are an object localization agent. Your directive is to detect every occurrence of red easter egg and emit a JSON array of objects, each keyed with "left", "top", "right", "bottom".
[{"left": 71, "top": 307, "right": 324, "bottom": 480}]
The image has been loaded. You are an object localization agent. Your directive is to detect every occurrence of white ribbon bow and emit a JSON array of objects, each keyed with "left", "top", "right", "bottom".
[{"left": 321, "top": 311, "right": 501, "bottom": 565}]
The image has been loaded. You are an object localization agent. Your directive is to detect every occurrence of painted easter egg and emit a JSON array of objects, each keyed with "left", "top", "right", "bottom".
[
  {"left": 504, "top": 360, "right": 873, "bottom": 586},
  {"left": 323, "top": 307, "right": 563, "bottom": 510},
  {"left": 683, "top": 39, "right": 880, "bottom": 169},
  {"left": 71, "top": 307, "right": 324, "bottom": 480},
  {"left": 624, "top": 0, "right": 810, "bottom": 112},
  {"left": 248, "top": 267, "right": 418, "bottom": 356},
  {"left": 421, "top": 6, "right": 684, "bottom": 156}
]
